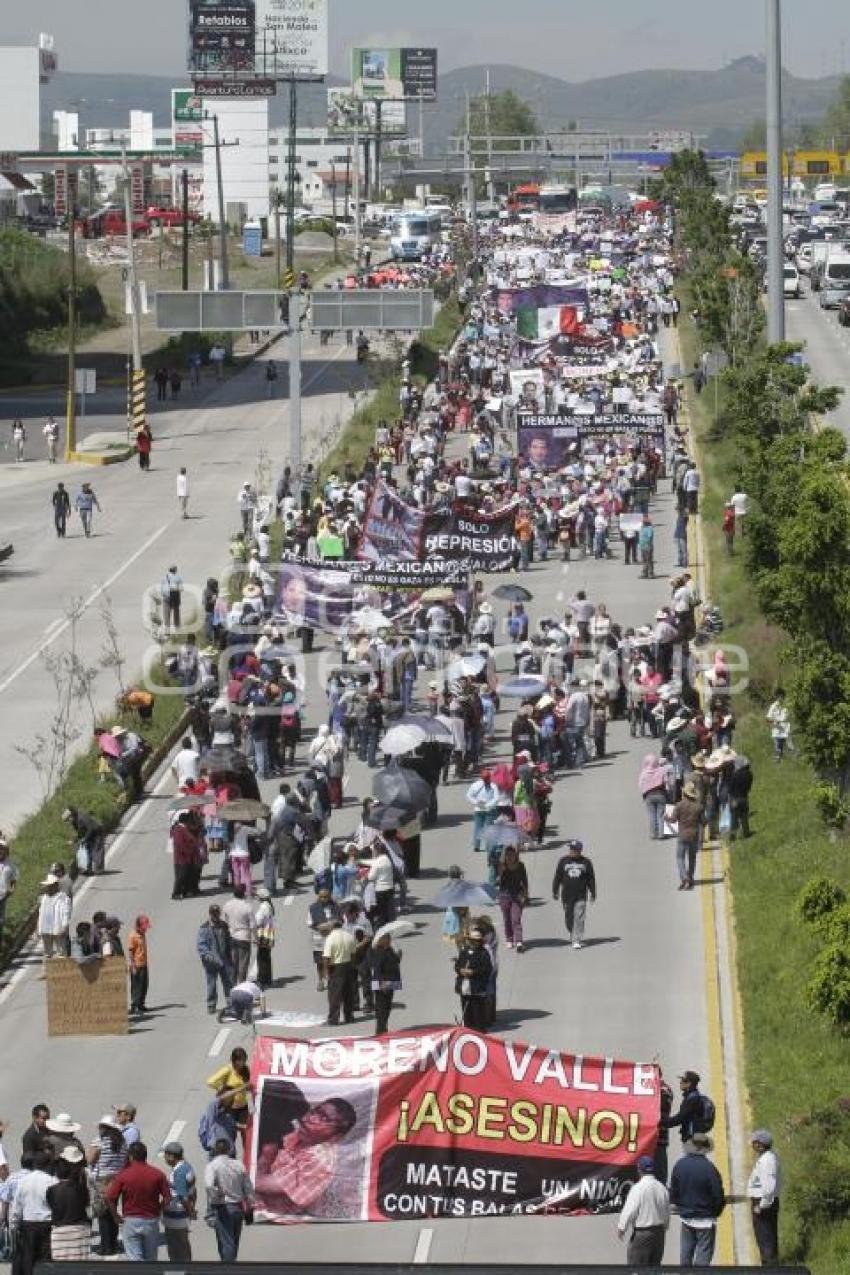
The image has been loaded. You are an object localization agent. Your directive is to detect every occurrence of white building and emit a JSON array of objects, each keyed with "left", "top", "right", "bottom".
[
  {"left": 202, "top": 98, "right": 270, "bottom": 223},
  {"left": 0, "top": 34, "right": 57, "bottom": 152}
]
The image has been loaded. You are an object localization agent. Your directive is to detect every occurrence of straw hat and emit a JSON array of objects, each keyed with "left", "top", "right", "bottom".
[{"left": 46, "top": 1113, "right": 82, "bottom": 1135}]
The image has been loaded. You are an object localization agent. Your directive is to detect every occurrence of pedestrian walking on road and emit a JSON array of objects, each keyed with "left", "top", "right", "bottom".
[
  {"left": 43, "top": 416, "right": 59, "bottom": 464},
  {"left": 747, "top": 1129, "right": 781, "bottom": 1266},
  {"left": 370, "top": 929, "right": 402, "bottom": 1034},
  {"left": 222, "top": 885, "right": 255, "bottom": 984},
  {"left": 639, "top": 753, "right": 673, "bottom": 840},
  {"left": 103, "top": 1142, "right": 170, "bottom": 1262},
  {"left": 74, "top": 483, "right": 101, "bottom": 538},
  {"left": 454, "top": 926, "right": 493, "bottom": 1031},
  {"left": 617, "top": 1154, "right": 669, "bottom": 1266},
  {"left": 86, "top": 1115, "right": 128, "bottom": 1258},
  {"left": 672, "top": 782, "right": 703, "bottom": 890},
  {"left": 51, "top": 482, "right": 71, "bottom": 538},
  {"left": 161, "top": 1142, "right": 197, "bottom": 1263},
  {"left": 136, "top": 425, "right": 152, "bottom": 471},
  {"left": 160, "top": 565, "right": 184, "bottom": 632},
  {"left": 265, "top": 360, "right": 278, "bottom": 398},
  {"left": 169, "top": 369, "right": 182, "bottom": 400},
  {"left": 204, "top": 1138, "right": 255, "bottom": 1262},
  {"left": 11, "top": 419, "right": 26, "bottom": 463},
  {"left": 197, "top": 905, "right": 234, "bottom": 1014},
  {"left": 323, "top": 917, "right": 358, "bottom": 1025},
  {"left": 668, "top": 1132, "right": 726, "bottom": 1267},
  {"left": 154, "top": 366, "right": 169, "bottom": 402},
  {"left": 238, "top": 481, "right": 257, "bottom": 537},
  {"left": 254, "top": 887, "right": 275, "bottom": 990},
  {"left": 9, "top": 1148, "right": 56, "bottom": 1275},
  {"left": 207, "top": 1047, "right": 252, "bottom": 1146},
  {"left": 46, "top": 1146, "right": 91, "bottom": 1261},
  {"left": 661, "top": 1071, "right": 714, "bottom": 1145},
  {"left": 496, "top": 845, "right": 528, "bottom": 951},
  {"left": 127, "top": 915, "right": 151, "bottom": 1016},
  {"left": 552, "top": 839, "right": 596, "bottom": 949},
  {"left": 176, "top": 467, "right": 190, "bottom": 518}
]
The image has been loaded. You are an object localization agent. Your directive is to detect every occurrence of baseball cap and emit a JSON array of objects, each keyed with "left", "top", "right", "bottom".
[
  {"left": 568, "top": 839, "right": 584, "bottom": 853},
  {"left": 160, "top": 1141, "right": 184, "bottom": 1158},
  {"left": 637, "top": 1155, "right": 655, "bottom": 1174}
]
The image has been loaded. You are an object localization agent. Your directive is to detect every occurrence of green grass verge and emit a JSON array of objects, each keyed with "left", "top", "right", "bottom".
[
  {"left": 318, "top": 297, "right": 463, "bottom": 482},
  {"left": 679, "top": 297, "right": 850, "bottom": 1275},
  {"left": 1, "top": 669, "right": 186, "bottom": 958}
]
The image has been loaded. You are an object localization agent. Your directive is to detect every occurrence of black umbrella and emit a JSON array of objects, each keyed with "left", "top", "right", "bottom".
[
  {"left": 372, "top": 762, "right": 433, "bottom": 813},
  {"left": 366, "top": 804, "right": 416, "bottom": 832},
  {"left": 493, "top": 584, "right": 533, "bottom": 603},
  {"left": 200, "top": 745, "right": 260, "bottom": 801}
]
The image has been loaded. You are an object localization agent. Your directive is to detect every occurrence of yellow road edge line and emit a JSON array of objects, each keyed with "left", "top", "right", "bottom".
[{"left": 678, "top": 329, "right": 733, "bottom": 1265}]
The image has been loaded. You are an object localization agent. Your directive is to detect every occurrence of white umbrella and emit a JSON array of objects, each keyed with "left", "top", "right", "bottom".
[
  {"left": 499, "top": 675, "right": 548, "bottom": 699},
  {"left": 380, "top": 723, "right": 429, "bottom": 756},
  {"left": 373, "top": 918, "right": 418, "bottom": 944},
  {"left": 307, "top": 836, "right": 333, "bottom": 873},
  {"left": 350, "top": 607, "right": 391, "bottom": 634},
  {"left": 446, "top": 652, "right": 487, "bottom": 680}
]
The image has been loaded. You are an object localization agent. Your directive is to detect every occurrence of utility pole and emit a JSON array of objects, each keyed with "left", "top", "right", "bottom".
[
  {"left": 211, "top": 114, "right": 230, "bottom": 289},
  {"left": 353, "top": 116, "right": 362, "bottom": 270},
  {"left": 181, "top": 168, "right": 190, "bottom": 291},
  {"left": 330, "top": 161, "right": 339, "bottom": 262},
  {"left": 273, "top": 188, "right": 282, "bottom": 283},
  {"left": 374, "top": 98, "right": 383, "bottom": 199},
  {"left": 766, "top": 0, "right": 785, "bottom": 342},
  {"left": 122, "top": 156, "right": 145, "bottom": 439},
  {"left": 289, "top": 290, "right": 303, "bottom": 503},
  {"left": 485, "top": 69, "right": 494, "bottom": 203},
  {"left": 419, "top": 89, "right": 425, "bottom": 160},
  {"left": 65, "top": 217, "right": 77, "bottom": 459},
  {"left": 286, "top": 79, "right": 298, "bottom": 274},
  {"left": 344, "top": 146, "right": 351, "bottom": 220}
]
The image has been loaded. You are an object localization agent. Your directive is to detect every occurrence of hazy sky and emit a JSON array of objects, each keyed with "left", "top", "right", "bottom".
[{"left": 0, "top": 0, "right": 848, "bottom": 81}]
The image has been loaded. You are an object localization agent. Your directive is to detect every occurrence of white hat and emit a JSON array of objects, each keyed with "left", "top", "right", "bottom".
[
  {"left": 478, "top": 602, "right": 492, "bottom": 614},
  {"left": 60, "top": 1146, "right": 85, "bottom": 1164},
  {"left": 97, "top": 1113, "right": 123, "bottom": 1132},
  {"left": 45, "top": 1113, "right": 82, "bottom": 1135},
  {"left": 40, "top": 874, "right": 60, "bottom": 887}
]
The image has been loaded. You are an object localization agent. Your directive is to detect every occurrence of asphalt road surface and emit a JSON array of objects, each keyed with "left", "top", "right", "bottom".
[
  {"left": 0, "top": 459, "right": 721, "bottom": 1265},
  {"left": 785, "top": 284, "right": 850, "bottom": 435}
]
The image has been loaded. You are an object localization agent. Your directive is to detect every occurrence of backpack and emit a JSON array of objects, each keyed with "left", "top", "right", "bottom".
[
  {"left": 197, "top": 1106, "right": 216, "bottom": 1153},
  {"left": 693, "top": 1093, "right": 716, "bottom": 1133}
]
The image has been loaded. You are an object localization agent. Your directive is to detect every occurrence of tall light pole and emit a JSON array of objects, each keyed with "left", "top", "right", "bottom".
[
  {"left": 766, "top": 0, "right": 785, "bottom": 343},
  {"left": 211, "top": 114, "right": 230, "bottom": 289}
]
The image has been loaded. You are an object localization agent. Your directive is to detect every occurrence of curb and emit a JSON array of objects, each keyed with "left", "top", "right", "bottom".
[{"left": 68, "top": 447, "right": 136, "bottom": 466}]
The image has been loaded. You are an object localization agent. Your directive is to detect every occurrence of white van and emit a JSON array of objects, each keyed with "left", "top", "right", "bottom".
[
  {"left": 390, "top": 210, "right": 443, "bottom": 260},
  {"left": 819, "top": 253, "right": 850, "bottom": 308}
]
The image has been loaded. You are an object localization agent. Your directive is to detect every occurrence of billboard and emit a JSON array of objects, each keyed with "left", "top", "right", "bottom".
[
  {"left": 352, "top": 47, "right": 438, "bottom": 102},
  {"left": 255, "top": 0, "right": 328, "bottom": 76},
  {"left": 195, "top": 77, "right": 276, "bottom": 97},
  {"left": 327, "top": 89, "right": 406, "bottom": 137},
  {"left": 250, "top": 1029, "right": 660, "bottom": 1223},
  {"left": 190, "top": 1, "right": 256, "bottom": 73},
  {"left": 310, "top": 290, "right": 434, "bottom": 334},
  {"left": 173, "top": 89, "right": 205, "bottom": 152}
]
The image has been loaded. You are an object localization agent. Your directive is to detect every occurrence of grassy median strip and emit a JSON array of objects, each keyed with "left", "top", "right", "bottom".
[
  {"left": 679, "top": 302, "right": 850, "bottom": 1274},
  {"left": 1, "top": 671, "right": 186, "bottom": 959},
  {"left": 318, "top": 297, "right": 463, "bottom": 482}
]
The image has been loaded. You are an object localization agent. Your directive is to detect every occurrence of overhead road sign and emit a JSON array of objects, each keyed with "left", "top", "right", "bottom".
[
  {"left": 156, "top": 290, "right": 290, "bottom": 331},
  {"left": 310, "top": 289, "right": 434, "bottom": 332}
]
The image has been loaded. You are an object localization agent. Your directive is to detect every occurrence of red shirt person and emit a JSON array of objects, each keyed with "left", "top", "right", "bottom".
[{"left": 104, "top": 1142, "right": 170, "bottom": 1261}]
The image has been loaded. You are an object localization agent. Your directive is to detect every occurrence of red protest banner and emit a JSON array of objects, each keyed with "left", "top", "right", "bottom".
[{"left": 249, "top": 1028, "right": 659, "bottom": 1224}]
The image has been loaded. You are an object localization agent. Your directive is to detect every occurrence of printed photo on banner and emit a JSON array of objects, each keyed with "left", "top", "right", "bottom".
[
  {"left": 508, "top": 369, "right": 546, "bottom": 412},
  {"left": 275, "top": 562, "right": 354, "bottom": 634},
  {"left": 517, "top": 416, "right": 580, "bottom": 471},
  {"left": 251, "top": 1030, "right": 660, "bottom": 1224},
  {"left": 252, "top": 1076, "right": 377, "bottom": 1223},
  {"left": 360, "top": 480, "right": 426, "bottom": 563}
]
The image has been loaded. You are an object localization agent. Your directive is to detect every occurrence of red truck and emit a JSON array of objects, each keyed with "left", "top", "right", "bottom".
[
  {"left": 80, "top": 209, "right": 151, "bottom": 239},
  {"left": 145, "top": 206, "right": 202, "bottom": 228}
]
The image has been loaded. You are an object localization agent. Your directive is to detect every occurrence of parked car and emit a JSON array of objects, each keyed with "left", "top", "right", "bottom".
[{"left": 783, "top": 263, "right": 801, "bottom": 298}]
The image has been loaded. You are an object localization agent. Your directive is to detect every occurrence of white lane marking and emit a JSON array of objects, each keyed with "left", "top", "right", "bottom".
[
  {"left": 0, "top": 762, "right": 174, "bottom": 1008},
  {"left": 209, "top": 1027, "right": 230, "bottom": 1057},
  {"left": 162, "top": 1119, "right": 186, "bottom": 1147},
  {"left": 42, "top": 618, "right": 63, "bottom": 636},
  {"left": 413, "top": 1228, "right": 433, "bottom": 1264},
  {"left": 302, "top": 344, "right": 349, "bottom": 394},
  {"left": 284, "top": 894, "right": 295, "bottom": 907},
  {"left": 0, "top": 522, "right": 170, "bottom": 696}
]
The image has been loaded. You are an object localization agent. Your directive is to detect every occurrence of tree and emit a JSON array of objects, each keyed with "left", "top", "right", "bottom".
[
  {"left": 821, "top": 75, "right": 850, "bottom": 150},
  {"left": 460, "top": 90, "right": 539, "bottom": 154}
]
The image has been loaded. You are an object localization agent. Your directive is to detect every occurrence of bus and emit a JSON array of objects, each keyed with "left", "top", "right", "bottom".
[
  {"left": 389, "top": 210, "right": 443, "bottom": 261},
  {"left": 535, "top": 183, "right": 578, "bottom": 232}
]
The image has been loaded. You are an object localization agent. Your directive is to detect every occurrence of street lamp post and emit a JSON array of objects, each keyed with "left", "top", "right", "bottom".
[{"left": 766, "top": 0, "right": 785, "bottom": 343}]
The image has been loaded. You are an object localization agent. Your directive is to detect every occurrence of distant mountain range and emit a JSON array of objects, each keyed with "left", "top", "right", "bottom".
[{"left": 40, "top": 57, "right": 842, "bottom": 153}]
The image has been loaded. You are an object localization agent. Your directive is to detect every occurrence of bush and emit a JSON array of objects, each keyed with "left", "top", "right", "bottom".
[
  {"left": 785, "top": 1099, "right": 850, "bottom": 1261},
  {"left": 813, "top": 782, "right": 850, "bottom": 829},
  {"left": 797, "top": 876, "right": 847, "bottom": 929},
  {"left": 806, "top": 944, "right": 850, "bottom": 1030},
  {"left": 820, "top": 902, "right": 850, "bottom": 947}
]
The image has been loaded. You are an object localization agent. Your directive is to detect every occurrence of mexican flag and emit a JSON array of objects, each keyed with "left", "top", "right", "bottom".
[{"left": 516, "top": 305, "right": 580, "bottom": 340}]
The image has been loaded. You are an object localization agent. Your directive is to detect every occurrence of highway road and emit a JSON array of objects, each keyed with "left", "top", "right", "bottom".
[
  {"left": 0, "top": 327, "right": 369, "bottom": 831},
  {"left": 785, "top": 284, "right": 850, "bottom": 434},
  {"left": 0, "top": 427, "right": 731, "bottom": 1265}
]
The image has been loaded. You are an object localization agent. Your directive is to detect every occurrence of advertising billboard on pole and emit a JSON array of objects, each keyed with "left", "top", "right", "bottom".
[
  {"left": 189, "top": 1, "right": 256, "bottom": 73},
  {"left": 255, "top": 0, "right": 328, "bottom": 76},
  {"left": 327, "top": 88, "right": 406, "bottom": 137},
  {"left": 172, "top": 88, "right": 204, "bottom": 153},
  {"left": 352, "top": 47, "right": 438, "bottom": 101}
]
